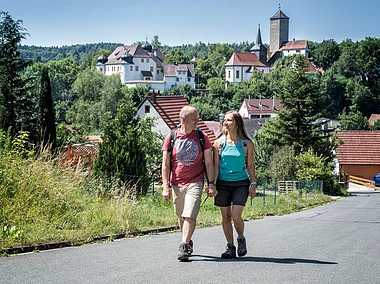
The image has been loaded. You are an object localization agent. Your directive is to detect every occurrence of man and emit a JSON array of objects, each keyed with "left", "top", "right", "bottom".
[{"left": 162, "top": 106, "right": 216, "bottom": 261}]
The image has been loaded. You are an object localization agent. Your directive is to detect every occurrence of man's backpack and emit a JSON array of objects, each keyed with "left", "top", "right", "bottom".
[{"left": 217, "top": 135, "right": 248, "bottom": 164}]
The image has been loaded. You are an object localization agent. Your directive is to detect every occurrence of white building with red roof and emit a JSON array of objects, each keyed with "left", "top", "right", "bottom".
[
  {"left": 225, "top": 8, "right": 313, "bottom": 86},
  {"left": 225, "top": 52, "right": 270, "bottom": 85},
  {"left": 238, "top": 98, "right": 284, "bottom": 119}
]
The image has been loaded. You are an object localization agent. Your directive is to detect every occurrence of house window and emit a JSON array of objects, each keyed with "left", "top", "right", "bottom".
[
  {"left": 176, "top": 78, "right": 179, "bottom": 82},
  {"left": 146, "top": 59, "right": 149, "bottom": 63},
  {"left": 228, "top": 70, "right": 231, "bottom": 78},
  {"left": 250, "top": 115, "right": 260, "bottom": 119},
  {"left": 145, "top": 105, "right": 150, "bottom": 113},
  {"left": 135, "top": 66, "right": 139, "bottom": 71},
  {"left": 141, "top": 58, "right": 144, "bottom": 63},
  {"left": 188, "top": 78, "right": 191, "bottom": 82},
  {"left": 130, "top": 66, "right": 133, "bottom": 71},
  {"left": 157, "top": 70, "right": 159, "bottom": 74},
  {"left": 261, "top": 115, "right": 271, "bottom": 118},
  {"left": 150, "top": 67, "right": 154, "bottom": 72},
  {"left": 236, "top": 70, "right": 240, "bottom": 79}
]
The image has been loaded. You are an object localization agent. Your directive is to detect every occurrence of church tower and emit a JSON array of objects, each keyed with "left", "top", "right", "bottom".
[
  {"left": 269, "top": 6, "right": 289, "bottom": 53},
  {"left": 250, "top": 24, "right": 268, "bottom": 63}
]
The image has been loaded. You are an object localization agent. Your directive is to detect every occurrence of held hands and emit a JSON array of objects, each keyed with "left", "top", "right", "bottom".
[{"left": 207, "top": 184, "right": 218, "bottom": 197}]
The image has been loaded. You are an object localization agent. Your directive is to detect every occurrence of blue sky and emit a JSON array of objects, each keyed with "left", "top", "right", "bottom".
[{"left": 2, "top": 0, "right": 380, "bottom": 47}]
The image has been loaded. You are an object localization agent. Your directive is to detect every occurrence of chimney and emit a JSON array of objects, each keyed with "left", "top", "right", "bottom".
[{"left": 152, "top": 90, "right": 157, "bottom": 104}]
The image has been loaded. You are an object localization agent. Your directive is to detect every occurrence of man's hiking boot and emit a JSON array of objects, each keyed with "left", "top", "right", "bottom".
[
  {"left": 177, "top": 242, "right": 191, "bottom": 261},
  {"left": 221, "top": 243, "right": 236, "bottom": 259},
  {"left": 188, "top": 239, "right": 193, "bottom": 255},
  {"left": 237, "top": 236, "right": 247, "bottom": 257}
]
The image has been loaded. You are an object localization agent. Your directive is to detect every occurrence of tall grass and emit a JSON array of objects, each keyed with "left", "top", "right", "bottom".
[{"left": 0, "top": 130, "right": 335, "bottom": 250}]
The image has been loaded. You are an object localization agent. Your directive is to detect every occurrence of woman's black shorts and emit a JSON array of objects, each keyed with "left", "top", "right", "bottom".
[{"left": 214, "top": 178, "right": 250, "bottom": 207}]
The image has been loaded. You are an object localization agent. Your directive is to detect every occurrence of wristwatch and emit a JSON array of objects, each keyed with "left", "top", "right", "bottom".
[
  {"left": 208, "top": 180, "right": 215, "bottom": 185},
  {"left": 250, "top": 181, "right": 257, "bottom": 185}
]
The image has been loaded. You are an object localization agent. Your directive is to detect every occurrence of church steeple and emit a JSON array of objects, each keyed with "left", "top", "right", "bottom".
[
  {"left": 256, "top": 23, "right": 263, "bottom": 45},
  {"left": 250, "top": 24, "right": 267, "bottom": 63}
]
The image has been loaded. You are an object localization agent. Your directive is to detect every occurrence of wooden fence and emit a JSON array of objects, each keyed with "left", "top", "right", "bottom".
[
  {"left": 59, "top": 144, "right": 98, "bottom": 170},
  {"left": 349, "top": 175, "right": 375, "bottom": 188}
]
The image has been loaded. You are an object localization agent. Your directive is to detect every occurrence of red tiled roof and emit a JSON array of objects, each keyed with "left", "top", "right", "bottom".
[
  {"left": 279, "top": 40, "right": 308, "bottom": 51},
  {"left": 306, "top": 60, "right": 324, "bottom": 75},
  {"left": 225, "top": 52, "right": 268, "bottom": 67},
  {"left": 369, "top": 114, "right": 380, "bottom": 125},
  {"left": 142, "top": 95, "right": 216, "bottom": 143},
  {"left": 242, "top": 98, "right": 284, "bottom": 113},
  {"left": 336, "top": 131, "right": 380, "bottom": 165},
  {"left": 86, "top": 136, "right": 103, "bottom": 143}
]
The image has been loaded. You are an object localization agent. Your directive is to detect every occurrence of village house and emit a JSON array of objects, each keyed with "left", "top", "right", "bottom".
[
  {"left": 96, "top": 43, "right": 195, "bottom": 92},
  {"left": 136, "top": 91, "right": 216, "bottom": 143},
  {"left": 335, "top": 131, "right": 380, "bottom": 180},
  {"left": 238, "top": 98, "right": 284, "bottom": 119},
  {"left": 225, "top": 7, "right": 311, "bottom": 86}
]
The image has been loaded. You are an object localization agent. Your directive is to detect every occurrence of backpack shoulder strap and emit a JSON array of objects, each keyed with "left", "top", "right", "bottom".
[
  {"left": 218, "top": 135, "right": 226, "bottom": 157},
  {"left": 241, "top": 139, "right": 248, "bottom": 159},
  {"left": 196, "top": 127, "right": 205, "bottom": 153},
  {"left": 169, "top": 130, "right": 176, "bottom": 154},
  {"left": 168, "top": 130, "right": 177, "bottom": 174}
]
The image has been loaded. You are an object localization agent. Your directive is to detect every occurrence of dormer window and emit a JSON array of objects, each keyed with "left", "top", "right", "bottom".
[{"left": 145, "top": 105, "right": 150, "bottom": 113}]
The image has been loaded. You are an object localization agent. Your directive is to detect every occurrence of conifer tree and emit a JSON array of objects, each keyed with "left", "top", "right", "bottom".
[
  {"left": 37, "top": 66, "right": 56, "bottom": 150},
  {"left": 260, "top": 55, "right": 335, "bottom": 162},
  {"left": 93, "top": 99, "right": 150, "bottom": 195},
  {"left": 0, "top": 12, "right": 29, "bottom": 133}
]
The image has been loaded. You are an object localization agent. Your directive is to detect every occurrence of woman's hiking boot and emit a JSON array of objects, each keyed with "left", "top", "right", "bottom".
[
  {"left": 221, "top": 243, "right": 236, "bottom": 259},
  {"left": 237, "top": 236, "right": 247, "bottom": 257},
  {"left": 188, "top": 239, "right": 193, "bottom": 255}
]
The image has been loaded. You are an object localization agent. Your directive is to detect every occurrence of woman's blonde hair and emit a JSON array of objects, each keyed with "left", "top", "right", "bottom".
[{"left": 223, "top": 110, "right": 252, "bottom": 140}]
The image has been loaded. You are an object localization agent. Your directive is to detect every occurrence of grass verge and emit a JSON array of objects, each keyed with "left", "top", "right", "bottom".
[{"left": 0, "top": 140, "right": 336, "bottom": 253}]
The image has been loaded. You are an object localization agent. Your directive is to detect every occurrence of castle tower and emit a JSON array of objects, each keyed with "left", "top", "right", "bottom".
[
  {"left": 269, "top": 6, "right": 289, "bottom": 53},
  {"left": 250, "top": 24, "right": 268, "bottom": 63}
]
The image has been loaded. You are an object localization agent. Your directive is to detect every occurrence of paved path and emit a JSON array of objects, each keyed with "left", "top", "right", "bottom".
[{"left": 1, "top": 192, "right": 380, "bottom": 284}]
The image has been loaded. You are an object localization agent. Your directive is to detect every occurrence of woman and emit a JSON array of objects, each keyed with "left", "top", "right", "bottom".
[{"left": 212, "top": 111, "right": 256, "bottom": 259}]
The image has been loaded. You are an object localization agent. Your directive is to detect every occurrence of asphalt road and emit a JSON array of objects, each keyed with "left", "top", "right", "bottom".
[{"left": 1, "top": 192, "right": 380, "bottom": 284}]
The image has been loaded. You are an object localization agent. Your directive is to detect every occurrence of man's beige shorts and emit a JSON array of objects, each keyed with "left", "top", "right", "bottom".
[{"left": 172, "top": 182, "right": 203, "bottom": 220}]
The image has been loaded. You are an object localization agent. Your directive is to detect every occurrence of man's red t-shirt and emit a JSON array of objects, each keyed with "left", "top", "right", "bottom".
[{"left": 162, "top": 129, "right": 212, "bottom": 186}]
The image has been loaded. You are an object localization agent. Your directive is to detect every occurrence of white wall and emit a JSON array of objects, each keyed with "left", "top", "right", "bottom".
[
  {"left": 125, "top": 81, "right": 165, "bottom": 92},
  {"left": 226, "top": 66, "right": 270, "bottom": 85},
  {"left": 136, "top": 100, "right": 171, "bottom": 136},
  {"left": 282, "top": 49, "right": 308, "bottom": 58}
]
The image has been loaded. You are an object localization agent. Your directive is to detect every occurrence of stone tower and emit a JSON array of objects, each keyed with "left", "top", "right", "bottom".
[
  {"left": 250, "top": 24, "right": 268, "bottom": 63},
  {"left": 269, "top": 7, "right": 289, "bottom": 53}
]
